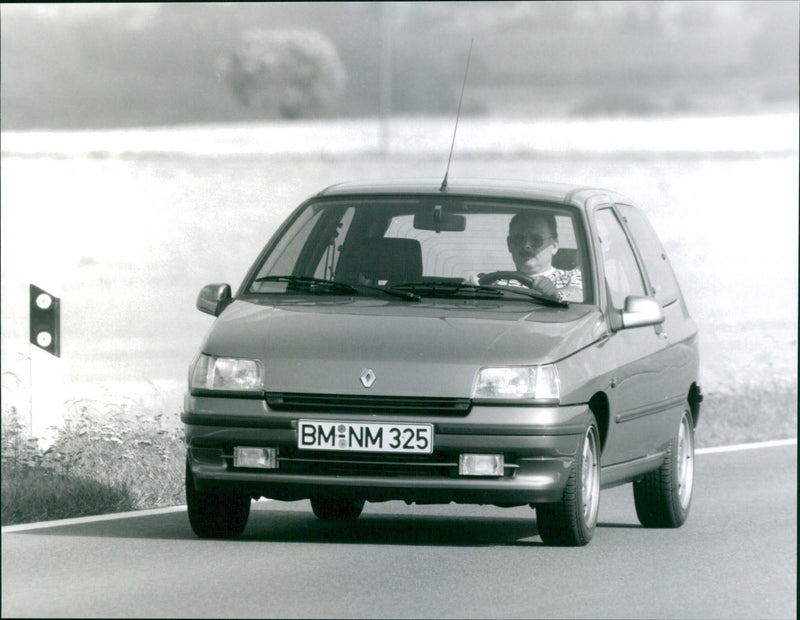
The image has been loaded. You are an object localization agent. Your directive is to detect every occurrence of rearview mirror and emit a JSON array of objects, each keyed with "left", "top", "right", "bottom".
[
  {"left": 413, "top": 207, "right": 466, "bottom": 232},
  {"left": 197, "top": 283, "right": 233, "bottom": 317}
]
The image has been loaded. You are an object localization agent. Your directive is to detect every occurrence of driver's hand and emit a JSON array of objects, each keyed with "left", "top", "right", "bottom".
[{"left": 531, "top": 275, "right": 559, "bottom": 297}]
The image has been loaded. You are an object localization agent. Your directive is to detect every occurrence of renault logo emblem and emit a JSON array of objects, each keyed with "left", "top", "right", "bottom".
[{"left": 360, "top": 368, "right": 376, "bottom": 388}]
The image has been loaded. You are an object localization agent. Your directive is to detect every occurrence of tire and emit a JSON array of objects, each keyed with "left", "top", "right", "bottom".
[
  {"left": 186, "top": 458, "right": 251, "bottom": 538},
  {"left": 633, "top": 407, "right": 695, "bottom": 528},
  {"left": 536, "top": 416, "right": 601, "bottom": 546},
  {"left": 310, "top": 497, "right": 365, "bottom": 521}
]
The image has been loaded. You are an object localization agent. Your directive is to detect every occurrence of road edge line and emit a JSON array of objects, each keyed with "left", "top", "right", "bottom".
[
  {"left": 696, "top": 437, "right": 796, "bottom": 455},
  {"left": 1, "top": 505, "right": 187, "bottom": 533},
  {"left": 1, "top": 498, "right": 272, "bottom": 533}
]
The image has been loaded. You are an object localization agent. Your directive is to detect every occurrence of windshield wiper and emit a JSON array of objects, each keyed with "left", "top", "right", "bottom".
[
  {"left": 392, "top": 281, "right": 502, "bottom": 298},
  {"left": 391, "top": 280, "right": 567, "bottom": 307},
  {"left": 253, "top": 275, "right": 358, "bottom": 294},
  {"left": 253, "top": 276, "right": 420, "bottom": 302},
  {"left": 489, "top": 284, "right": 568, "bottom": 307},
  {"left": 350, "top": 282, "right": 420, "bottom": 302}
]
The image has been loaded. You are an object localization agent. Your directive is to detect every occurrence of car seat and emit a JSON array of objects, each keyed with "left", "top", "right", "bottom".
[
  {"left": 336, "top": 238, "right": 423, "bottom": 286},
  {"left": 552, "top": 248, "right": 579, "bottom": 271}
]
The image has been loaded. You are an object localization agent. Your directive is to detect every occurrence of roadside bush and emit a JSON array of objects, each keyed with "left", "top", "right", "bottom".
[
  {"left": 1, "top": 406, "right": 43, "bottom": 471},
  {"left": 697, "top": 382, "right": 798, "bottom": 448},
  {"left": 50, "top": 397, "right": 186, "bottom": 508},
  {"left": 1, "top": 398, "right": 185, "bottom": 525}
]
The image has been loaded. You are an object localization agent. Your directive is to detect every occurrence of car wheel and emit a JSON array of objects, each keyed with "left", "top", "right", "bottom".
[
  {"left": 536, "top": 416, "right": 600, "bottom": 546},
  {"left": 633, "top": 407, "right": 695, "bottom": 528},
  {"left": 185, "top": 458, "right": 250, "bottom": 538},
  {"left": 310, "top": 497, "right": 365, "bottom": 521}
]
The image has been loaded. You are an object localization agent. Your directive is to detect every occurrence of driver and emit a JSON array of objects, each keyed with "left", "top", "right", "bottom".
[{"left": 476, "top": 212, "right": 583, "bottom": 302}]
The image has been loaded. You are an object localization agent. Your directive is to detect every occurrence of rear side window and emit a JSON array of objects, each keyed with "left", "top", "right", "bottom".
[{"left": 617, "top": 204, "right": 680, "bottom": 306}]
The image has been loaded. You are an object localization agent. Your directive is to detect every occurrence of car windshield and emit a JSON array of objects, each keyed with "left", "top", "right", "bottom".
[{"left": 245, "top": 196, "right": 592, "bottom": 304}]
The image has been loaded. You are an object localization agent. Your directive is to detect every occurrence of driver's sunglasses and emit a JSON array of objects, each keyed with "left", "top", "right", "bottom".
[{"left": 508, "top": 233, "right": 555, "bottom": 248}]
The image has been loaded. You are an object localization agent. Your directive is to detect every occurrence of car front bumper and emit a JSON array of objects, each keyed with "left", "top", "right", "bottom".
[{"left": 182, "top": 394, "right": 591, "bottom": 505}]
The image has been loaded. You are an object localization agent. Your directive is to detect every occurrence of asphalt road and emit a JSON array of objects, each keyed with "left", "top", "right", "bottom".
[{"left": 2, "top": 443, "right": 796, "bottom": 619}]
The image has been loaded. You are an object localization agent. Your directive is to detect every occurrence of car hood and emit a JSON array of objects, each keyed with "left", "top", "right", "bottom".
[{"left": 200, "top": 298, "right": 606, "bottom": 397}]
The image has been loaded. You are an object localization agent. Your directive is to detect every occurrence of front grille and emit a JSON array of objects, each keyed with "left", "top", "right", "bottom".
[{"left": 266, "top": 392, "right": 472, "bottom": 415}]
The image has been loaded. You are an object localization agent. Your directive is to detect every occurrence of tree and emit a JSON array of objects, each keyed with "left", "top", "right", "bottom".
[{"left": 220, "top": 28, "right": 346, "bottom": 119}]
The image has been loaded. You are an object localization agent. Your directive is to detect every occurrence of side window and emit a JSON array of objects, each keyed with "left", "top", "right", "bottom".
[
  {"left": 616, "top": 204, "right": 680, "bottom": 305},
  {"left": 595, "top": 208, "right": 646, "bottom": 308}
]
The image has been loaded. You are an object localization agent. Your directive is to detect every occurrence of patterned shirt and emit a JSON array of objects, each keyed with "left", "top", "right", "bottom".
[
  {"left": 500, "top": 267, "right": 583, "bottom": 302},
  {"left": 547, "top": 267, "right": 582, "bottom": 290}
]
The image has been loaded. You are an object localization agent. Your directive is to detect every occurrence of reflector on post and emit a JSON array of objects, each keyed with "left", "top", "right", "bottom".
[{"left": 30, "top": 284, "right": 60, "bottom": 357}]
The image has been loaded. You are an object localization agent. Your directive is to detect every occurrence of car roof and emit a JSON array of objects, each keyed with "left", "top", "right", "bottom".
[{"left": 314, "top": 178, "right": 632, "bottom": 208}]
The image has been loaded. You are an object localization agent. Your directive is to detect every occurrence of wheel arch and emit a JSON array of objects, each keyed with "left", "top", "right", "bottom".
[
  {"left": 588, "top": 391, "right": 610, "bottom": 452},
  {"left": 688, "top": 382, "right": 702, "bottom": 427}
]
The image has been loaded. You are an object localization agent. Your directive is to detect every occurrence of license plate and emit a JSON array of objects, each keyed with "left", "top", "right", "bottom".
[{"left": 298, "top": 420, "right": 433, "bottom": 454}]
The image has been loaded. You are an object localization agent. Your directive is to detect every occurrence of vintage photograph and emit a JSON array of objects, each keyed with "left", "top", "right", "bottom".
[{"left": 2, "top": 2, "right": 797, "bottom": 618}]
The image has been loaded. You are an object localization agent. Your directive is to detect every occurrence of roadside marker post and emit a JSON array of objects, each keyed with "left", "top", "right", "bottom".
[
  {"left": 29, "top": 284, "right": 60, "bottom": 358},
  {"left": 28, "top": 284, "right": 63, "bottom": 444}
]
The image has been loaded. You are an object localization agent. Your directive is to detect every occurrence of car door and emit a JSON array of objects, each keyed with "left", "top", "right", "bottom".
[
  {"left": 593, "top": 207, "right": 679, "bottom": 465},
  {"left": 616, "top": 202, "right": 699, "bottom": 419}
]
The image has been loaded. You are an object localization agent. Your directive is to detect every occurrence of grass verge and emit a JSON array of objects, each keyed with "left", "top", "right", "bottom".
[{"left": 2, "top": 468, "right": 134, "bottom": 525}]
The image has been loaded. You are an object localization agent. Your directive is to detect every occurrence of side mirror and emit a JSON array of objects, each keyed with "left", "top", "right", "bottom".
[
  {"left": 619, "top": 295, "right": 665, "bottom": 329},
  {"left": 196, "top": 283, "right": 232, "bottom": 317}
]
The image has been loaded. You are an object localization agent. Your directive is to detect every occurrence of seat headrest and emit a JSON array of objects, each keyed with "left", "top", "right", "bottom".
[
  {"left": 336, "top": 238, "right": 423, "bottom": 286},
  {"left": 552, "top": 248, "right": 578, "bottom": 271}
]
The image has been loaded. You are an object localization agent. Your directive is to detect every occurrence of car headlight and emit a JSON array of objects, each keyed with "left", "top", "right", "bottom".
[
  {"left": 471, "top": 365, "right": 560, "bottom": 402},
  {"left": 190, "top": 354, "right": 264, "bottom": 393}
]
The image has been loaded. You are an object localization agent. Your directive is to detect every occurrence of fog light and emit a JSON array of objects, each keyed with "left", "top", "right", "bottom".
[
  {"left": 459, "top": 453, "right": 504, "bottom": 477},
  {"left": 234, "top": 447, "right": 277, "bottom": 469}
]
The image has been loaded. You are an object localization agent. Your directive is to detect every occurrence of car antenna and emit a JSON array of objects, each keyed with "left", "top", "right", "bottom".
[{"left": 440, "top": 39, "right": 473, "bottom": 192}]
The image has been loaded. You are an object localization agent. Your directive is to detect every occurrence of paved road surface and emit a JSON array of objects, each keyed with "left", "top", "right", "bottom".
[{"left": 2, "top": 443, "right": 796, "bottom": 618}]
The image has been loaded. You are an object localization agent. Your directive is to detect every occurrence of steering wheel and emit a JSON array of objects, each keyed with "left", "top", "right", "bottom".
[
  {"left": 479, "top": 271, "right": 562, "bottom": 299},
  {"left": 478, "top": 271, "right": 535, "bottom": 288}
]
